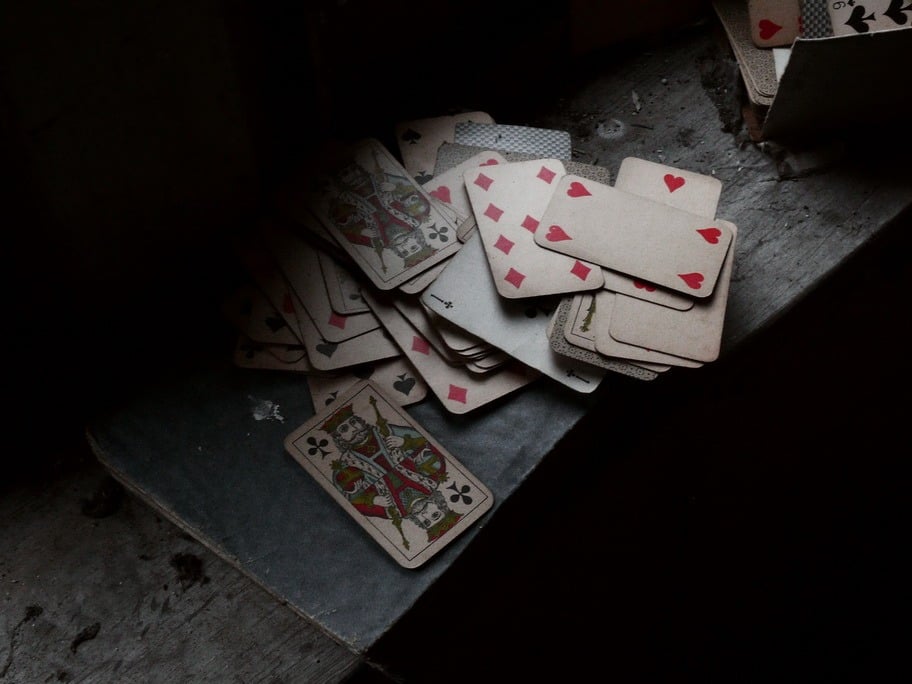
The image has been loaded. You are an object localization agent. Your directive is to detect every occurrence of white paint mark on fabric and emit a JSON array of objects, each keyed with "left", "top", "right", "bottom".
[{"left": 248, "top": 395, "right": 284, "bottom": 423}]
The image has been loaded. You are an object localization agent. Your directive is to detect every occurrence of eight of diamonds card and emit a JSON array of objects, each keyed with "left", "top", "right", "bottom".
[
  {"left": 284, "top": 380, "right": 494, "bottom": 569},
  {"left": 306, "top": 138, "right": 461, "bottom": 291}
]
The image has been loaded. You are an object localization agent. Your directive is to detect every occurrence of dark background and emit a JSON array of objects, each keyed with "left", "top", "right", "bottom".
[{"left": 2, "top": 1, "right": 908, "bottom": 682}]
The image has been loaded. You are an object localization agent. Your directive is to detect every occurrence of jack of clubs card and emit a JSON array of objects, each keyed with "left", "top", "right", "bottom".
[{"left": 284, "top": 380, "right": 493, "bottom": 568}]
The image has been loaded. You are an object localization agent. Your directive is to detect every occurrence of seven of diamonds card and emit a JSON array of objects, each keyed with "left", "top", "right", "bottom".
[
  {"left": 306, "top": 138, "right": 462, "bottom": 291},
  {"left": 284, "top": 380, "right": 494, "bottom": 568}
]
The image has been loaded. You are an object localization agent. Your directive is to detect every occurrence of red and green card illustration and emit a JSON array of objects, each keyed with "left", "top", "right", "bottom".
[
  {"left": 305, "top": 138, "right": 461, "bottom": 291},
  {"left": 284, "top": 380, "right": 494, "bottom": 569}
]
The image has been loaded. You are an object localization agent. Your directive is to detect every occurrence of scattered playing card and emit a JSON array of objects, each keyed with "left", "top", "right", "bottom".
[
  {"left": 261, "top": 223, "right": 382, "bottom": 343},
  {"left": 363, "top": 288, "right": 539, "bottom": 414},
  {"left": 318, "top": 250, "right": 369, "bottom": 315},
  {"left": 748, "top": 0, "right": 801, "bottom": 47},
  {"left": 395, "top": 111, "right": 495, "bottom": 182},
  {"left": 614, "top": 157, "right": 722, "bottom": 219},
  {"left": 306, "top": 356, "right": 428, "bottom": 409},
  {"left": 714, "top": 0, "right": 779, "bottom": 105},
  {"left": 233, "top": 334, "right": 314, "bottom": 373},
  {"left": 284, "top": 380, "right": 494, "bottom": 568},
  {"left": 295, "top": 293, "right": 401, "bottom": 372},
  {"left": 465, "top": 158, "right": 605, "bottom": 298},
  {"left": 454, "top": 122, "right": 572, "bottom": 159},
  {"left": 608, "top": 221, "right": 739, "bottom": 363},
  {"left": 606, "top": 156, "right": 722, "bottom": 309},
  {"left": 827, "top": 0, "right": 911, "bottom": 36},
  {"left": 305, "top": 138, "right": 461, "bottom": 291},
  {"left": 423, "top": 150, "right": 508, "bottom": 227},
  {"left": 547, "top": 296, "right": 661, "bottom": 380},
  {"left": 421, "top": 233, "right": 607, "bottom": 393},
  {"left": 222, "top": 283, "right": 301, "bottom": 346},
  {"left": 534, "top": 176, "right": 733, "bottom": 298},
  {"left": 592, "top": 291, "right": 703, "bottom": 368}
]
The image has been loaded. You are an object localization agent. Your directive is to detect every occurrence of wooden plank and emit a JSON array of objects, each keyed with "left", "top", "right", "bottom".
[{"left": 0, "top": 455, "right": 362, "bottom": 684}]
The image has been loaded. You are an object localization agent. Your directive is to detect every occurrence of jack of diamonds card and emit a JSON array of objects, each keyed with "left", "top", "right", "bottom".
[
  {"left": 307, "top": 138, "right": 461, "bottom": 291},
  {"left": 285, "top": 380, "right": 493, "bottom": 568}
]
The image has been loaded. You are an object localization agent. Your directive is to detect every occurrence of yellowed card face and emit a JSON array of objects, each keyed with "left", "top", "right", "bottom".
[
  {"left": 748, "top": 0, "right": 801, "bottom": 47},
  {"left": 305, "top": 138, "right": 462, "bottom": 291},
  {"left": 826, "top": 0, "right": 908, "bottom": 36},
  {"left": 534, "top": 176, "right": 733, "bottom": 298},
  {"left": 261, "top": 223, "right": 381, "bottom": 343},
  {"left": 608, "top": 221, "right": 739, "bottom": 363},
  {"left": 362, "top": 289, "right": 538, "bottom": 414},
  {"left": 614, "top": 157, "right": 722, "bottom": 219},
  {"left": 285, "top": 380, "right": 494, "bottom": 569},
  {"left": 592, "top": 291, "right": 703, "bottom": 369},
  {"left": 306, "top": 356, "right": 428, "bottom": 410},
  {"left": 423, "top": 150, "right": 508, "bottom": 223},
  {"left": 604, "top": 156, "right": 723, "bottom": 309},
  {"left": 545, "top": 296, "right": 664, "bottom": 381},
  {"left": 395, "top": 111, "right": 496, "bottom": 182},
  {"left": 464, "top": 159, "right": 604, "bottom": 299}
]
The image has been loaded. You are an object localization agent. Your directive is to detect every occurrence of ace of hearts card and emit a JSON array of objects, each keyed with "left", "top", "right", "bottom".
[
  {"left": 306, "top": 138, "right": 461, "bottom": 291},
  {"left": 284, "top": 380, "right": 493, "bottom": 568}
]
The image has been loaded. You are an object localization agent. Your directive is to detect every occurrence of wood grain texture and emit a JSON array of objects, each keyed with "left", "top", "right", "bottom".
[{"left": 0, "top": 455, "right": 361, "bottom": 684}]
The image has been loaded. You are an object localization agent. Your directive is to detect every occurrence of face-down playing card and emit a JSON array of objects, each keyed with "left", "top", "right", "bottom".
[
  {"left": 305, "top": 138, "right": 461, "bottom": 291},
  {"left": 534, "top": 176, "right": 733, "bottom": 298},
  {"left": 464, "top": 159, "right": 604, "bottom": 298},
  {"left": 284, "top": 380, "right": 494, "bottom": 569},
  {"left": 454, "top": 122, "right": 572, "bottom": 160}
]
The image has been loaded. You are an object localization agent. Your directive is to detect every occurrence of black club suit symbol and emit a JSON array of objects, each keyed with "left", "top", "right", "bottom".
[
  {"left": 428, "top": 225, "right": 450, "bottom": 242},
  {"left": 307, "top": 436, "right": 331, "bottom": 458},
  {"left": 448, "top": 483, "right": 473, "bottom": 505}
]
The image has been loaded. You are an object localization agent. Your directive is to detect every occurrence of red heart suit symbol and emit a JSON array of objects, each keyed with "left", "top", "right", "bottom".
[
  {"left": 429, "top": 186, "right": 451, "bottom": 203},
  {"left": 633, "top": 280, "right": 656, "bottom": 292},
  {"left": 697, "top": 227, "right": 722, "bottom": 244},
  {"left": 546, "top": 225, "right": 572, "bottom": 242},
  {"left": 664, "top": 174, "right": 685, "bottom": 192},
  {"left": 758, "top": 19, "right": 782, "bottom": 40},
  {"left": 481, "top": 159, "right": 500, "bottom": 166},
  {"left": 678, "top": 273, "right": 704, "bottom": 290},
  {"left": 567, "top": 181, "right": 591, "bottom": 198}
]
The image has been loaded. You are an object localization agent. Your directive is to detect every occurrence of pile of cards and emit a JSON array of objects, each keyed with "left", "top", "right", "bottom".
[
  {"left": 715, "top": 0, "right": 912, "bottom": 107},
  {"left": 226, "top": 111, "right": 738, "bottom": 417},
  {"left": 222, "top": 112, "right": 739, "bottom": 567}
]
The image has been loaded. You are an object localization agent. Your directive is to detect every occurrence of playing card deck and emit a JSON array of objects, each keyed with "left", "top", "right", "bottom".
[
  {"left": 714, "top": 0, "right": 911, "bottom": 128},
  {"left": 229, "top": 123, "right": 738, "bottom": 407},
  {"left": 222, "top": 111, "right": 741, "bottom": 569}
]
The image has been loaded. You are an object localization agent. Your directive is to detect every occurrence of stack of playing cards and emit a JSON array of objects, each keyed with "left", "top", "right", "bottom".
[
  {"left": 225, "top": 112, "right": 739, "bottom": 417},
  {"left": 222, "top": 112, "right": 738, "bottom": 567},
  {"left": 715, "top": 0, "right": 911, "bottom": 107}
]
